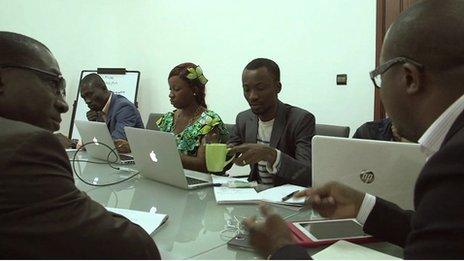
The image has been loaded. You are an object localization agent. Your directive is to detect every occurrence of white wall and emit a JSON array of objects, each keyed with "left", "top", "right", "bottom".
[{"left": 0, "top": 0, "right": 376, "bottom": 136}]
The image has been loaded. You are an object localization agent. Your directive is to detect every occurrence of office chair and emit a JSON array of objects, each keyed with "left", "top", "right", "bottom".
[
  {"left": 315, "top": 124, "right": 350, "bottom": 138},
  {"left": 146, "top": 113, "right": 164, "bottom": 130}
]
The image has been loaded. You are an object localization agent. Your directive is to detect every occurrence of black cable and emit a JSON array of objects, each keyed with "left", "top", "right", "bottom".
[
  {"left": 72, "top": 141, "right": 139, "bottom": 187},
  {"left": 69, "top": 159, "right": 111, "bottom": 164}
]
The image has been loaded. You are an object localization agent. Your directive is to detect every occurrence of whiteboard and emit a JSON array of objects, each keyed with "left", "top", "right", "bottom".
[{"left": 69, "top": 69, "right": 141, "bottom": 139}]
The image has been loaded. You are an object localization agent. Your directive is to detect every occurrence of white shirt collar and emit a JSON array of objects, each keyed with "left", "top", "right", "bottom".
[
  {"left": 102, "top": 92, "right": 113, "bottom": 115},
  {"left": 418, "top": 94, "right": 464, "bottom": 158},
  {"left": 258, "top": 118, "right": 275, "bottom": 127}
]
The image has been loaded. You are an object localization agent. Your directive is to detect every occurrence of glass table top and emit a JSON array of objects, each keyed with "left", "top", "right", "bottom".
[{"left": 70, "top": 152, "right": 403, "bottom": 259}]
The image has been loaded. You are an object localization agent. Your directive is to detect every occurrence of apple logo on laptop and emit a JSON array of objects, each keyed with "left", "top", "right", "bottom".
[
  {"left": 149, "top": 150, "right": 158, "bottom": 163},
  {"left": 92, "top": 137, "right": 99, "bottom": 145}
]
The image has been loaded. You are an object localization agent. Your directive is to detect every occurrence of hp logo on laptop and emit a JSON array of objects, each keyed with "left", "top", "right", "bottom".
[{"left": 360, "top": 170, "right": 375, "bottom": 184}]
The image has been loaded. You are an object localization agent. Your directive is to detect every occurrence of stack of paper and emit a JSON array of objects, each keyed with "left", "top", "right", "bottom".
[
  {"left": 226, "top": 164, "right": 251, "bottom": 177},
  {"left": 212, "top": 176, "right": 307, "bottom": 207},
  {"left": 106, "top": 207, "right": 168, "bottom": 235},
  {"left": 312, "top": 240, "right": 401, "bottom": 260}
]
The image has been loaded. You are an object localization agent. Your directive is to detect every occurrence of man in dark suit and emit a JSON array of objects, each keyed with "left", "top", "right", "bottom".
[
  {"left": 353, "top": 117, "right": 410, "bottom": 142},
  {"left": 0, "top": 32, "right": 160, "bottom": 258},
  {"left": 80, "top": 73, "right": 144, "bottom": 153},
  {"left": 353, "top": 118, "right": 399, "bottom": 141},
  {"left": 244, "top": 0, "right": 464, "bottom": 259},
  {"left": 228, "top": 58, "right": 315, "bottom": 187}
]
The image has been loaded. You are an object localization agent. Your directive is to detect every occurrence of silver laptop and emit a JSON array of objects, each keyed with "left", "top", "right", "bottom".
[
  {"left": 312, "top": 135, "right": 427, "bottom": 210},
  {"left": 124, "top": 127, "right": 213, "bottom": 189},
  {"left": 74, "top": 120, "right": 134, "bottom": 164}
]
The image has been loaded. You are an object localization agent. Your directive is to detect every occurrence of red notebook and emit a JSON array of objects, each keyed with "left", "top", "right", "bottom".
[{"left": 287, "top": 219, "right": 376, "bottom": 248}]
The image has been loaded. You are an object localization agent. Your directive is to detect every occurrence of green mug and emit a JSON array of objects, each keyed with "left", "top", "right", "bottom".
[{"left": 205, "top": 143, "right": 235, "bottom": 173}]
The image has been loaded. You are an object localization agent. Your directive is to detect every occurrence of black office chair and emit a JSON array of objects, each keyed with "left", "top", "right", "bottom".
[
  {"left": 315, "top": 124, "right": 350, "bottom": 138},
  {"left": 146, "top": 113, "right": 164, "bottom": 130}
]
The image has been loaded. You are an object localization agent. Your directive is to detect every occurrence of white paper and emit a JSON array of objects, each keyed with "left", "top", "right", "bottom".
[
  {"left": 212, "top": 175, "right": 249, "bottom": 185},
  {"left": 312, "top": 240, "right": 401, "bottom": 260},
  {"left": 212, "top": 175, "right": 260, "bottom": 203},
  {"left": 213, "top": 186, "right": 261, "bottom": 203},
  {"left": 226, "top": 164, "right": 251, "bottom": 177},
  {"left": 259, "top": 184, "right": 306, "bottom": 205},
  {"left": 106, "top": 207, "right": 168, "bottom": 235},
  {"left": 212, "top": 176, "right": 306, "bottom": 206}
]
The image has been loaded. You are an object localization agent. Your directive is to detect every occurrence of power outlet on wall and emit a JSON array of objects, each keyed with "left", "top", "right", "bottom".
[{"left": 336, "top": 74, "right": 347, "bottom": 85}]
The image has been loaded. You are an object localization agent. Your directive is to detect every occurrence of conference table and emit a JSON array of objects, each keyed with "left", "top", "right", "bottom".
[{"left": 70, "top": 152, "right": 403, "bottom": 259}]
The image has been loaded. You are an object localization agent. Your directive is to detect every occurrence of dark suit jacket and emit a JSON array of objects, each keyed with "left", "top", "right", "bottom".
[
  {"left": 0, "top": 117, "right": 160, "bottom": 259},
  {"left": 228, "top": 101, "right": 315, "bottom": 187},
  {"left": 106, "top": 93, "right": 144, "bottom": 140},
  {"left": 363, "top": 110, "right": 464, "bottom": 259},
  {"left": 353, "top": 118, "right": 393, "bottom": 141}
]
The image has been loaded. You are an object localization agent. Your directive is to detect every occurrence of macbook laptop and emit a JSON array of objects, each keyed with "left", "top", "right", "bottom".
[
  {"left": 124, "top": 127, "right": 213, "bottom": 189},
  {"left": 74, "top": 120, "right": 134, "bottom": 164},
  {"left": 312, "top": 135, "right": 427, "bottom": 210}
]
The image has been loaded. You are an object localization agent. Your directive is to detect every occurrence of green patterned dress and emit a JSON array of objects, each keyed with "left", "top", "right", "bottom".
[{"left": 156, "top": 110, "right": 229, "bottom": 156}]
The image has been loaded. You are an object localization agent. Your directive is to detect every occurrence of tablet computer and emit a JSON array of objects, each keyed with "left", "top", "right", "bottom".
[{"left": 288, "top": 218, "right": 374, "bottom": 247}]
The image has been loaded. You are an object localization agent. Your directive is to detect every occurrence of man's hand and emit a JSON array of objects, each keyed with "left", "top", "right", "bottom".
[
  {"left": 228, "top": 143, "right": 277, "bottom": 166},
  {"left": 114, "top": 139, "right": 131, "bottom": 153},
  {"left": 244, "top": 204, "right": 294, "bottom": 258},
  {"left": 76, "top": 140, "right": 85, "bottom": 151},
  {"left": 86, "top": 110, "right": 101, "bottom": 121},
  {"left": 204, "top": 132, "right": 219, "bottom": 144},
  {"left": 294, "top": 182, "right": 365, "bottom": 219}
]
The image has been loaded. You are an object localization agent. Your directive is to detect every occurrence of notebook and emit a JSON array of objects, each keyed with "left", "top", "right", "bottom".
[
  {"left": 312, "top": 240, "right": 400, "bottom": 260},
  {"left": 106, "top": 207, "right": 168, "bottom": 235},
  {"left": 212, "top": 176, "right": 306, "bottom": 207}
]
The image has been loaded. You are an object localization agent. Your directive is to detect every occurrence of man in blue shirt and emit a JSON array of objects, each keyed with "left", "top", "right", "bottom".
[{"left": 80, "top": 73, "right": 143, "bottom": 152}]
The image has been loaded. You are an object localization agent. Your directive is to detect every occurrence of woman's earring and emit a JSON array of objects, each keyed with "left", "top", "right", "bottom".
[{"left": 194, "top": 93, "right": 197, "bottom": 96}]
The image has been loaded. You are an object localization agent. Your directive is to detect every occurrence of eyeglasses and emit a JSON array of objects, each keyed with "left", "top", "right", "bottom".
[
  {"left": 0, "top": 64, "right": 66, "bottom": 97},
  {"left": 369, "top": 57, "right": 424, "bottom": 89}
]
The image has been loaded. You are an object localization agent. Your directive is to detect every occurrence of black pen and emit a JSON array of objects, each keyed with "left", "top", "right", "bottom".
[
  {"left": 281, "top": 190, "right": 300, "bottom": 202},
  {"left": 201, "top": 183, "right": 222, "bottom": 188}
]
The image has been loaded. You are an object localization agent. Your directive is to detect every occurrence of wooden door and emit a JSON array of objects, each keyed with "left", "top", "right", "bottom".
[{"left": 374, "top": 0, "right": 418, "bottom": 120}]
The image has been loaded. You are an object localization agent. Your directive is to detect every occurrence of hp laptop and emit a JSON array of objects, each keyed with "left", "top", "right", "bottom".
[
  {"left": 124, "top": 127, "right": 213, "bottom": 189},
  {"left": 312, "top": 136, "right": 427, "bottom": 210},
  {"left": 74, "top": 120, "right": 134, "bottom": 164}
]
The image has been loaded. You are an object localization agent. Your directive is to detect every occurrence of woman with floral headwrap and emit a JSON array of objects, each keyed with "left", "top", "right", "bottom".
[{"left": 156, "top": 62, "right": 229, "bottom": 172}]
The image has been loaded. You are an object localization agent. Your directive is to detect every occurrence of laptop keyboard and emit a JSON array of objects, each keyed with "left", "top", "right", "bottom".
[
  {"left": 119, "top": 154, "right": 134, "bottom": 161},
  {"left": 119, "top": 154, "right": 135, "bottom": 165},
  {"left": 186, "top": 176, "right": 208, "bottom": 185}
]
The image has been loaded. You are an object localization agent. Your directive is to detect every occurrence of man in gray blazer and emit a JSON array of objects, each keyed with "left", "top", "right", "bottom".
[
  {"left": 0, "top": 32, "right": 160, "bottom": 258},
  {"left": 244, "top": 0, "right": 464, "bottom": 259},
  {"left": 228, "top": 58, "right": 315, "bottom": 187}
]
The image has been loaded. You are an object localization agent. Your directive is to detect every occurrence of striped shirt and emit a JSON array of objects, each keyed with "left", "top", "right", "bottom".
[
  {"left": 356, "top": 93, "right": 464, "bottom": 226},
  {"left": 418, "top": 94, "right": 464, "bottom": 158},
  {"left": 257, "top": 119, "right": 275, "bottom": 185}
]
